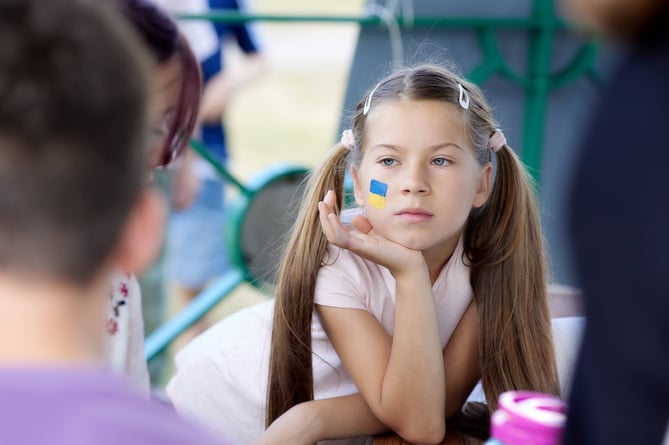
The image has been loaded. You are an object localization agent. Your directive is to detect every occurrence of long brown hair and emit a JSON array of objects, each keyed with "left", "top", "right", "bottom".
[{"left": 266, "top": 64, "right": 559, "bottom": 426}]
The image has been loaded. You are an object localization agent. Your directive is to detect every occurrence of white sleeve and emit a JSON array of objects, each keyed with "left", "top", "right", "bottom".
[
  {"left": 167, "top": 355, "right": 247, "bottom": 440},
  {"left": 551, "top": 316, "right": 586, "bottom": 397},
  {"left": 314, "top": 246, "right": 369, "bottom": 311},
  {"left": 166, "top": 300, "right": 273, "bottom": 444}
]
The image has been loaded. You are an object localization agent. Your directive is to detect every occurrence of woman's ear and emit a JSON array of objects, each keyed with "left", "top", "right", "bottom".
[
  {"left": 349, "top": 165, "right": 365, "bottom": 207},
  {"left": 111, "top": 188, "right": 166, "bottom": 276},
  {"left": 473, "top": 162, "right": 493, "bottom": 208}
]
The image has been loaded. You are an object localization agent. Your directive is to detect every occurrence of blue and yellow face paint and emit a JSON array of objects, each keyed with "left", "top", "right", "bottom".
[{"left": 368, "top": 179, "right": 388, "bottom": 209}]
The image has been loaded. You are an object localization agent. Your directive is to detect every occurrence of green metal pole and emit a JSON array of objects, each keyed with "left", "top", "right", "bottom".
[
  {"left": 174, "top": 12, "right": 570, "bottom": 30},
  {"left": 189, "top": 139, "right": 252, "bottom": 196},
  {"left": 145, "top": 269, "right": 245, "bottom": 362},
  {"left": 522, "top": 0, "right": 555, "bottom": 184}
]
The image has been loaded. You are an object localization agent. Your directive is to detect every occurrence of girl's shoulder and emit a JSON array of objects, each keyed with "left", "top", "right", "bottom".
[
  {"left": 320, "top": 244, "right": 393, "bottom": 288},
  {"left": 315, "top": 245, "right": 394, "bottom": 310},
  {"left": 321, "top": 244, "right": 386, "bottom": 276}
]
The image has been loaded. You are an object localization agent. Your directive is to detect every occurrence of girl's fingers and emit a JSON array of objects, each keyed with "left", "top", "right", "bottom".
[
  {"left": 318, "top": 190, "right": 422, "bottom": 272},
  {"left": 318, "top": 195, "right": 354, "bottom": 249},
  {"left": 324, "top": 189, "right": 336, "bottom": 208},
  {"left": 319, "top": 190, "right": 369, "bottom": 250},
  {"left": 328, "top": 212, "right": 350, "bottom": 248},
  {"left": 318, "top": 190, "right": 344, "bottom": 244},
  {"left": 319, "top": 201, "right": 350, "bottom": 248},
  {"left": 318, "top": 201, "right": 337, "bottom": 243},
  {"left": 351, "top": 214, "right": 373, "bottom": 234}
]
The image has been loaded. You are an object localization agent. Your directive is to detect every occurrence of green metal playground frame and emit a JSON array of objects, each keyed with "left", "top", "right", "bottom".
[{"left": 145, "top": 0, "right": 600, "bottom": 362}]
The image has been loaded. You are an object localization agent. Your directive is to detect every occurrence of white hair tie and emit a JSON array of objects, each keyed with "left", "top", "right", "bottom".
[{"left": 340, "top": 129, "right": 354, "bottom": 150}]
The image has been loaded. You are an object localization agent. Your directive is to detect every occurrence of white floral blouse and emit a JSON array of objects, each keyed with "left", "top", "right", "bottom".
[{"left": 104, "top": 271, "right": 150, "bottom": 392}]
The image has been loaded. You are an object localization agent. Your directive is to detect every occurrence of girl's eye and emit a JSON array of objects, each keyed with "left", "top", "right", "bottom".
[
  {"left": 380, "top": 158, "right": 397, "bottom": 166},
  {"left": 432, "top": 157, "right": 450, "bottom": 166}
]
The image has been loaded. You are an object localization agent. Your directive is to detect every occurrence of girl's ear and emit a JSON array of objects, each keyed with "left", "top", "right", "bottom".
[
  {"left": 111, "top": 188, "right": 166, "bottom": 276},
  {"left": 349, "top": 165, "right": 365, "bottom": 207},
  {"left": 473, "top": 162, "right": 493, "bottom": 208}
]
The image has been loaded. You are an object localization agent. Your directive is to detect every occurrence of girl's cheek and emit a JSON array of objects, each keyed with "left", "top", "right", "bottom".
[{"left": 368, "top": 179, "right": 388, "bottom": 210}]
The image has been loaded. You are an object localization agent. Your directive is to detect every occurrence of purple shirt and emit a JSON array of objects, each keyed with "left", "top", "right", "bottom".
[{"left": 0, "top": 366, "right": 234, "bottom": 445}]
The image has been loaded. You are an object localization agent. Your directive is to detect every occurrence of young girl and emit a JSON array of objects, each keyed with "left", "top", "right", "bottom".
[
  {"left": 105, "top": 0, "right": 202, "bottom": 390},
  {"left": 167, "top": 64, "right": 560, "bottom": 444}
]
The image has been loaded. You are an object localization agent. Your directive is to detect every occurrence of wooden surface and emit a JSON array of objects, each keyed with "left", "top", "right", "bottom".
[{"left": 373, "top": 432, "right": 484, "bottom": 445}]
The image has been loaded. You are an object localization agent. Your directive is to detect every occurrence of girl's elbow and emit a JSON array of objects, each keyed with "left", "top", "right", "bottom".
[
  {"left": 373, "top": 397, "right": 446, "bottom": 443},
  {"left": 396, "top": 422, "right": 445, "bottom": 445},
  {"left": 390, "top": 412, "right": 445, "bottom": 445}
]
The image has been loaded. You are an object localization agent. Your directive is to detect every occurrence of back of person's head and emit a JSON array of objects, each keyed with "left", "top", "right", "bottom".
[
  {"left": 113, "top": 0, "right": 202, "bottom": 167},
  {"left": 562, "top": 0, "right": 668, "bottom": 39},
  {"left": 267, "top": 63, "right": 560, "bottom": 425},
  {"left": 0, "top": 0, "right": 151, "bottom": 285},
  {"left": 115, "top": 0, "right": 179, "bottom": 63}
]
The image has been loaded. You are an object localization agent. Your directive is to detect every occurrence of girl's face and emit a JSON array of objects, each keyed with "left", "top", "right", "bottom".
[
  {"left": 351, "top": 99, "right": 491, "bottom": 261},
  {"left": 147, "top": 53, "right": 183, "bottom": 169}
]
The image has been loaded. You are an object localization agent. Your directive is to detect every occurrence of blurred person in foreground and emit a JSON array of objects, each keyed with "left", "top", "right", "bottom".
[
  {"left": 0, "top": 0, "right": 227, "bottom": 443},
  {"left": 105, "top": 0, "right": 202, "bottom": 389},
  {"left": 560, "top": 0, "right": 669, "bottom": 443}
]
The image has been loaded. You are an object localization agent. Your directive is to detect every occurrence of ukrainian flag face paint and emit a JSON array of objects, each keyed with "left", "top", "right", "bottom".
[{"left": 368, "top": 179, "right": 388, "bottom": 209}]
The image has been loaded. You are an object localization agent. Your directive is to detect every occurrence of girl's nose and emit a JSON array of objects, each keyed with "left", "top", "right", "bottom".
[{"left": 401, "top": 165, "right": 430, "bottom": 194}]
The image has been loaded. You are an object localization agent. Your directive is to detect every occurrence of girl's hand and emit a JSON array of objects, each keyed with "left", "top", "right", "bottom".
[
  {"left": 254, "top": 403, "right": 319, "bottom": 445},
  {"left": 318, "top": 190, "right": 425, "bottom": 278},
  {"left": 169, "top": 150, "right": 201, "bottom": 211}
]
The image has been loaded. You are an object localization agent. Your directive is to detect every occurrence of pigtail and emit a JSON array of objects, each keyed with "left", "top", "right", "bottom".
[
  {"left": 465, "top": 145, "right": 560, "bottom": 412},
  {"left": 266, "top": 142, "right": 350, "bottom": 427}
]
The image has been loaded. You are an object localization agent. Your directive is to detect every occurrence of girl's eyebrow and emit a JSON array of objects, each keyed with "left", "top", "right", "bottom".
[
  {"left": 370, "top": 142, "right": 464, "bottom": 152},
  {"left": 428, "top": 142, "right": 464, "bottom": 152}
]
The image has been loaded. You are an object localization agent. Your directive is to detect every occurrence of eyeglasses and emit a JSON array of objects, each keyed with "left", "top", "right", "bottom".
[
  {"left": 149, "top": 107, "right": 175, "bottom": 144},
  {"left": 148, "top": 108, "right": 177, "bottom": 167},
  {"left": 149, "top": 34, "right": 202, "bottom": 168}
]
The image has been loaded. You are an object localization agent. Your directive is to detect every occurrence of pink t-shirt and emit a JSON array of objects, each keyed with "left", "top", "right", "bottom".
[
  {"left": 314, "top": 238, "right": 473, "bottom": 346},
  {"left": 311, "top": 237, "right": 474, "bottom": 400}
]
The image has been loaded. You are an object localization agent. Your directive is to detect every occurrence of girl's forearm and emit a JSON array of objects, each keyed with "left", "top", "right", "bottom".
[
  {"left": 313, "top": 394, "right": 388, "bottom": 440},
  {"left": 381, "top": 265, "right": 446, "bottom": 441},
  {"left": 285, "top": 394, "right": 389, "bottom": 443}
]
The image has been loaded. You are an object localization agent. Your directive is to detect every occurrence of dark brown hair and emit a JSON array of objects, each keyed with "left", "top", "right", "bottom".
[
  {"left": 0, "top": 0, "right": 151, "bottom": 283},
  {"left": 267, "top": 64, "right": 560, "bottom": 426}
]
